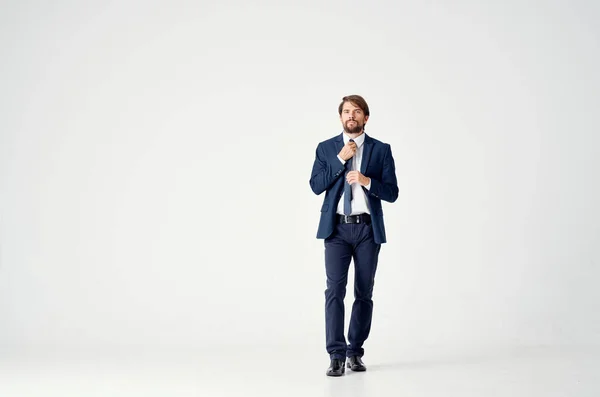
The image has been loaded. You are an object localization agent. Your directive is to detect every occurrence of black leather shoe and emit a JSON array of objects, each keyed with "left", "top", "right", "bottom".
[
  {"left": 347, "top": 356, "right": 366, "bottom": 371},
  {"left": 326, "top": 359, "right": 346, "bottom": 376}
]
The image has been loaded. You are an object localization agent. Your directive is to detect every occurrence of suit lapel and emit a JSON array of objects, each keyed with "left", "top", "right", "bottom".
[
  {"left": 334, "top": 133, "right": 344, "bottom": 155},
  {"left": 360, "top": 134, "right": 373, "bottom": 174}
]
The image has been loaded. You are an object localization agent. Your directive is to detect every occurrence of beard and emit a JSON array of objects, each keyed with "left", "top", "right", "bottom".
[{"left": 343, "top": 120, "right": 363, "bottom": 134}]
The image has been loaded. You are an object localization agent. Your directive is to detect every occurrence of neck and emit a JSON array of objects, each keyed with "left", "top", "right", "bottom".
[{"left": 345, "top": 130, "right": 364, "bottom": 140}]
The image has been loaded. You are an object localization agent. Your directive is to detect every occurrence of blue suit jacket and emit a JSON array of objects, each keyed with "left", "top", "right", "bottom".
[{"left": 309, "top": 133, "right": 398, "bottom": 244}]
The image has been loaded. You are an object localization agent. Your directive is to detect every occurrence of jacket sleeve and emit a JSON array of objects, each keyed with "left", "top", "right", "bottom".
[
  {"left": 309, "top": 143, "right": 346, "bottom": 195},
  {"left": 365, "top": 144, "right": 398, "bottom": 203}
]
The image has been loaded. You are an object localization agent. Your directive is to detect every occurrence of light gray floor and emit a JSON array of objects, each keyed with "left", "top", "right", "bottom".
[{"left": 1, "top": 345, "right": 599, "bottom": 396}]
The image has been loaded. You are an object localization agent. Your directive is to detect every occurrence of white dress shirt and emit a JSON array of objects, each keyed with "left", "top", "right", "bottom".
[{"left": 336, "top": 132, "right": 372, "bottom": 215}]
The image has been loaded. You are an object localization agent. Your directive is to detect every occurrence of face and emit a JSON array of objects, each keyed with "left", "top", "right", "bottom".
[{"left": 340, "top": 101, "right": 368, "bottom": 135}]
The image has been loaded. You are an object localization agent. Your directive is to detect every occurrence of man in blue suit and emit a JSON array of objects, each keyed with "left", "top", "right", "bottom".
[{"left": 310, "top": 95, "right": 398, "bottom": 376}]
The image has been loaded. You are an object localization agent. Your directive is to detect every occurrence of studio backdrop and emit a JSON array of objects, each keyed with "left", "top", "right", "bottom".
[{"left": 1, "top": 0, "right": 599, "bottom": 356}]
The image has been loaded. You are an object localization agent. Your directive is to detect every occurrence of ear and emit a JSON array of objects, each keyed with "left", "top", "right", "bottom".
[{"left": 364, "top": 115, "right": 369, "bottom": 123}]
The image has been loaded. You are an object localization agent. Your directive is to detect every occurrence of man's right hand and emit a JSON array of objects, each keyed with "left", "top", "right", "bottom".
[{"left": 338, "top": 141, "right": 357, "bottom": 161}]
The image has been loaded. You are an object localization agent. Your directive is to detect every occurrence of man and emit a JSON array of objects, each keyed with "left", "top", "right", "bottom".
[{"left": 309, "top": 95, "right": 398, "bottom": 376}]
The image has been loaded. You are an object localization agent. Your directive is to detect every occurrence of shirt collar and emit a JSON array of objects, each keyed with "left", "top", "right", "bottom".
[{"left": 342, "top": 131, "right": 366, "bottom": 148}]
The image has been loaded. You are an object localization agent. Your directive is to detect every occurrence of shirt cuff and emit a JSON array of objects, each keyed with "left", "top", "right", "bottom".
[
  {"left": 365, "top": 180, "right": 371, "bottom": 190},
  {"left": 337, "top": 155, "right": 346, "bottom": 165}
]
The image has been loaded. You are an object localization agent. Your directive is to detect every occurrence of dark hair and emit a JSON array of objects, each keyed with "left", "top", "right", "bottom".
[{"left": 338, "top": 95, "right": 370, "bottom": 117}]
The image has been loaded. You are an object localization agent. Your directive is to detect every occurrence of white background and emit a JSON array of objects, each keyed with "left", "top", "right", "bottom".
[{"left": 1, "top": 0, "right": 599, "bottom": 364}]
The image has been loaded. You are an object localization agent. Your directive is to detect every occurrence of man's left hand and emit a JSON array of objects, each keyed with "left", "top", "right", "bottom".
[{"left": 346, "top": 171, "right": 370, "bottom": 186}]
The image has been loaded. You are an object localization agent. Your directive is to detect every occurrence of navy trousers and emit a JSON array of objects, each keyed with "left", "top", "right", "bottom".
[{"left": 324, "top": 221, "right": 381, "bottom": 360}]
